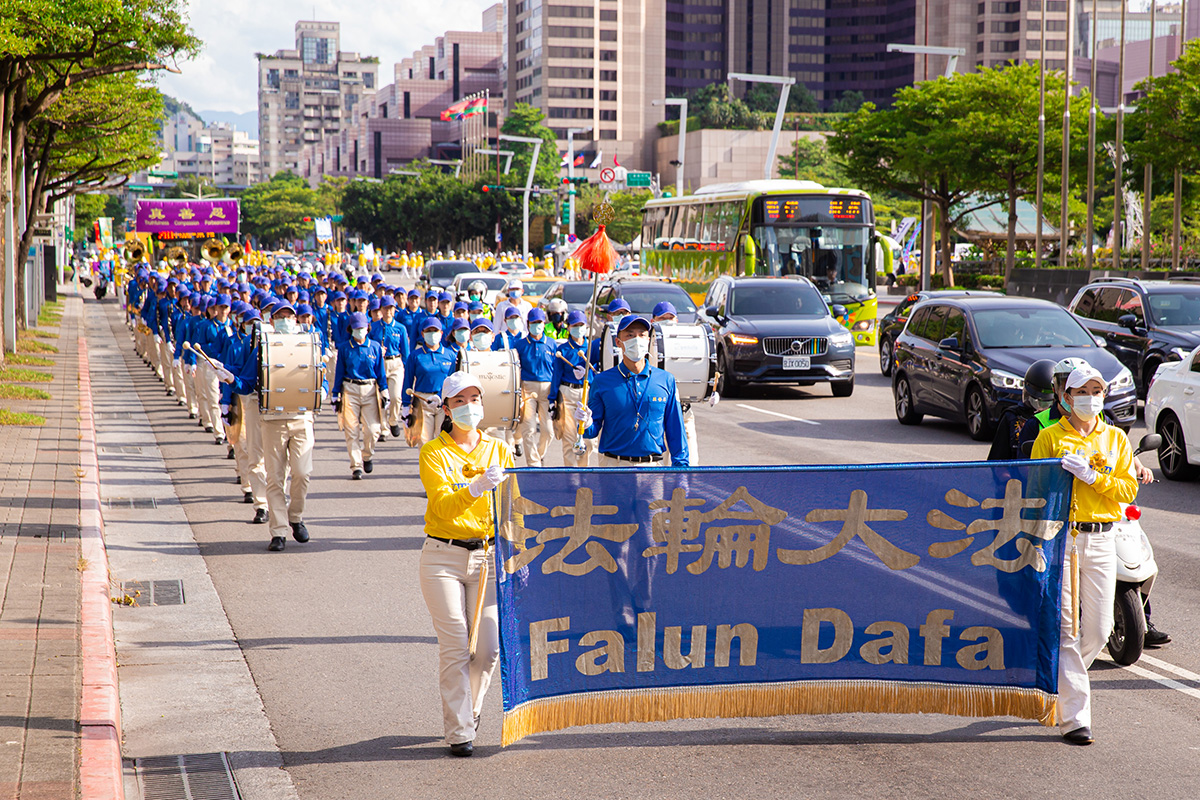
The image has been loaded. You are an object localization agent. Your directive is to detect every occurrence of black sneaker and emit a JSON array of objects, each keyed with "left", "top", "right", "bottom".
[
  {"left": 189, "top": 412, "right": 196, "bottom": 419},
  {"left": 514, "top": 443, "right": 523, "bottom": 457},
  {"left": 352, "top": 469, "right": 363, "bottom": 480},
  {"left": 204, "top": 425, "right": 214, "bottom": 433},
  {"left": 363, "top": 459, "right": 374, "bottom": 474},
  {"left": 226, "top": 447, "right": 235, "bottom": 459},
  {"left": 448, "top": 741, "right": 473, "bottom": 757},
  {"left": 390, "top": 424, "right": 402, "bottom": 437},
  {"left": 243, "top": 491, "right": 253, "bottom": 504},
  {"left": 378, "top": 433, "right": 386, "bottom": 443},
  {"left": 268, "top": 536, "right": 285, "bottom": 552},
  {"left": 290, "top": 521, "right": 309, "bottom": 543},
  {"left": 1145, "top": 621, "right": 1171, "bottom": 647},
  {"left": 252, "top": 508, "right": 268, "bottom": 524}
]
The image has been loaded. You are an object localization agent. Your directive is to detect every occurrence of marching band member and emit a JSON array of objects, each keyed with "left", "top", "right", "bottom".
[
  {"left": 332, "top": 312, "right": 388, "bottom": 480},
  {"left": 372, "top": 296, "right": 412, "bottom": 438},
  {"left": 578, "top": 314, "right": 689, "bottom": 467},
  {"left": 417, "top": 371, "right": 511, "bottom": 757},
  {"left": 514, "top": 307, "right": 558, "bottom": 467},
  {"left": 548, "top": 310, "right": 595, "bottom": 466},
  {"left": 403, "top": 318, "right": 458, "bottom": 447},
  {"left": 590, "top": 298, "right": 631, "bottom": 369},
  {"left": 1032, "top": 362, "right": 1137, "bottom": 746},
  {"left": 220, "top": 308, "right": 269, "bottom": 522},
  {"left": 492, "top": 307, "right": 524, "bottom": 351},
  {"left": 651, "top": 301, "right": 718, "bottom": 466}
]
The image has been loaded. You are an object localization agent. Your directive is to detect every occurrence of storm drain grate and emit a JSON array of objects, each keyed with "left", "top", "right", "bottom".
[
  {"left": 137, "top": 752, "right": 240, "bottom": 800},
  {"left": 120, "top": 579, "right": 185, "bottom": 606},
  {"left": 100, "top": 445, "right": 143, "bottom": 454},
  {"left": 103, "top": 497, "right": 159, "bottom": 509}
]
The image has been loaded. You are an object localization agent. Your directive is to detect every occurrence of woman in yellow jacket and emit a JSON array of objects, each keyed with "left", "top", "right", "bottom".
[
  {"left": 1032, "top": 363, "right": 1137, "bottom": 746},
  {"left": 418, "top": 371, "right": 513, "bottom": 757}
]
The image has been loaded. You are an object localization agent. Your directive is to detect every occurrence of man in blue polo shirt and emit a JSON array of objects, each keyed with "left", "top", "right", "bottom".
[
  {"left": 402, "top": 317, "right": 458, "bottom": 447},
  {"left": 579, "top": 314, "right": 688, "bottom": 467},
  {"left": 515, "top": 307, "right": 558, "bottom": 467},
  {"left": 549, "top": 309, "right": 595, "bottom": 467},
  {"left": 371, "top": 296, "right": 412, "bottom": 438},
  {"left": 333, "top": 312, "right": 388, "bottom": 479}
]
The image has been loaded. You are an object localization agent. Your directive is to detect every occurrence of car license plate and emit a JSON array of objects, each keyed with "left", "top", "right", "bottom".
[{"left": 783, "top": 355, "right": 810, "bottom": 370}]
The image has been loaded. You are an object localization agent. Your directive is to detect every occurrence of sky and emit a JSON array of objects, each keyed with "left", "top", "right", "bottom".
[{"left": 157, "top": 0, "right": 498, "bottom": 115}]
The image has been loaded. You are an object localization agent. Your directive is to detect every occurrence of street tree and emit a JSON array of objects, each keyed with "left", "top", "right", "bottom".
[
  {"left": 500, "top": 104, "right": 559, "bottom": 213},
  {"left": 744, "top": 82, "right": 819, "bottom": 114}
]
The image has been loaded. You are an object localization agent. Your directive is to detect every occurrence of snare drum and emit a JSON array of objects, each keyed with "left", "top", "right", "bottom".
[
  {"left": 460, "top": 348, "right": 521, "bottom": 431},
  {"left": 599, "top": 321, "right": 623, "bottom": 371},
  {"left": 652, "top": 323, "right": 716, "bottom": 403},
  {"left": 259, "top": 330, "right": 325, "bottom": 415}
]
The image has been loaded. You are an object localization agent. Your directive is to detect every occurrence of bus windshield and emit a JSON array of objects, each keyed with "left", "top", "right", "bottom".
[{"left": 751, "top": 224, "right": 872, "bottom": 304}]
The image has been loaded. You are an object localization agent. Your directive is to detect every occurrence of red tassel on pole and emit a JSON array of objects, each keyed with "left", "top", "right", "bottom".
[{"left": 575, "top": 201, "right": 618, "bottom": 275}]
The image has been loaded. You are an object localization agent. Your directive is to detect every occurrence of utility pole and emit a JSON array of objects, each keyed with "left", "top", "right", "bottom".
[
  {"left": 1035, "top": 0, "right": 1048, "bottom": 268},
  {"left": 1142, "top": 0, "right": 1156, "bottom": 270},
  {"left": 1059, "top": 0, "right": 1075, "bottom": 267},
  {"left": 566, "top": 127, "right": 592, "bottom": 238},
  {"left": 1086, "top": 0, "right": 1099, "bottom": 271},
  {"left": 1113, "top": 1, "right": 1128, "bottom": 270}
]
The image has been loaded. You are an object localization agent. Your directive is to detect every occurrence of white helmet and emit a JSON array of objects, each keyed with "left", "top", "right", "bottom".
[{"left": 547, "top": 298, "right": 568, "bottom": 314}]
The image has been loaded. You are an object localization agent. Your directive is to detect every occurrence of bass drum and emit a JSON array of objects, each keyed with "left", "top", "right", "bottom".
[
  {"left": 600, "top": 321, "right": 622, "bottom": 371},
  {"left": 460, "top": 347, "right": 522, "bottom": 431},
  {"left": 259, "top": 329, "right": 325, "bottom": 415},
  {"left": 652, "top": 323, "right": 716, "bottom": 403}
]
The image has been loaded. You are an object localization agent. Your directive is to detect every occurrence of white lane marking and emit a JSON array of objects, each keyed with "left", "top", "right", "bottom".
[
  {"left": 1117, "top": 661, "right": 1200, "bottom": 702},
  {"left": 736, "top": 403, "right": 821, "bottom": 426},
  {"left": 1140, "top": 653, "right": 1200, "bottom": 684}
]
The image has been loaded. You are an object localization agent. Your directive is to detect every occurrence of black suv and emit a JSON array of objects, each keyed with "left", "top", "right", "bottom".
[
  {"left": 699, "top": 276, "right": 856, "bottom": 396},
  {"left": 1068, "top": 277, "right": 1200, "bottom": 398},
  {"left": 878, "top": 289, "right": 994, "bottom": 377}
]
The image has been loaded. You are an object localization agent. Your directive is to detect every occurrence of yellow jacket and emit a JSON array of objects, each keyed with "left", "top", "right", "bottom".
[
  {"left": 1031, "top": 417, "right": 1137, "bottom": 523},
  {"left": 419, "top": 431, "right": 514, "bottom": 540}
]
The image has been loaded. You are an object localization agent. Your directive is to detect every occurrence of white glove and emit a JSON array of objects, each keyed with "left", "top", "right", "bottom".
[
  {"left": 209, "top": 359, "right": 224, "bottom": 371},
  {"left": 187, "top": 364, "right": 196, "bottom": 376},
  {"left": 708, "top": 391, "right": 721, "bottom": 408},
  {"left": 400, "top": 404, "right": 412, "bottom": 418},
  {"left": 572, "top": 364, "right": 587, "bottom": 381},
  {"left": 155, "top": 334, "right": 162, "bottom": 344},
  {"left": 173, "top": 358, "right": 181, "bottom": 369},
  {"left": 220, "top": 403, "right": 230, "bottom": 416},
  {"left": 574, "top": 402, "right": 593, "bottom": 428},
  {"left": 216, "top": 367, "right": 235, "bottom": 384},
  {"left": 321, "top": 388, "right": 329, "bottom": 403},
  {"left": 422, "top": 395, "right": 440, "bottom": 408},
  {"left": 468, "top": 465, "right": 506, "bottom": 497},
  {"left": 1061, "top": 453, "right": 1097, "bottom": 485}
]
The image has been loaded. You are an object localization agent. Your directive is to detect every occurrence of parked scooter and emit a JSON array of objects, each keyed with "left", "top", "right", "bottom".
[{"left": 1106, "top": 433, "right": 1162, "bottom": 666}]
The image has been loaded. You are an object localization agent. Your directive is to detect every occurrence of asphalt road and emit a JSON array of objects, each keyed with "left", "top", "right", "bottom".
[{"left": 98, "top": 298, "right": 1200, "bottom": 799}]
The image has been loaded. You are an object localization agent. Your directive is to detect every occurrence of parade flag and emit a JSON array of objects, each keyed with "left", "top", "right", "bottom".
[
  {"left": 441, "top": 96, "right": 488, "bottom": 121},
  {"left": 573, "top": 154, "right": 585, "bottom": 166},
  {"left": 494, "top": 460, "right": 1072, "bottom": 746},
  {"left": 560, "top": 151, "right": 569, "bottom": 167},
  {"left": 613, "top": 154, "right": 621, "bottom": 168},
  {"left": 589, "top": 151, "right": 603, "bottom": 169}
]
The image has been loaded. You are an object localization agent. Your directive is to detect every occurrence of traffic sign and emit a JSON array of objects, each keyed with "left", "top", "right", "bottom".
[
  {"left": 568, "top": 234, "right": 578, "bottom": 243},
  {"left": 599, "top": 167, "right": 616, "bottom": 183},
  {"left": 626, "top": 171, "right": 652, "bottom": 188}
]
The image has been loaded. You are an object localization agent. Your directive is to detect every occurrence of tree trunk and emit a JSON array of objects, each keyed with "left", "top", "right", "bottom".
[
  {"left": 1005, "top": 175, "right": 1019, "bottom": 284},
  {"left": 935, "top": 188, "right": 955, "bottom": 288}
]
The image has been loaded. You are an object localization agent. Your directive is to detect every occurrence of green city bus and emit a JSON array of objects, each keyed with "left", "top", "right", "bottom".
[{"left": 640, "top": 179, "right": 890, "bottom": 346}]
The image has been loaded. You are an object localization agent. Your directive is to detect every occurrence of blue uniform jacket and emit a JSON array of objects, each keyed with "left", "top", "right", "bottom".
[
  {"left": 333, "top": 338, "right": 387, "bottom": 398},
  {"left": 403, "top": 344, "right": 457, "bottom": 398},
  {"left": 583, "top": 362, "right": 689, "bottom": 466},
  {"left": 198, "top": 318, "right": 236, "bottom": 366},
  {"left": 140, "top": 293, "right": 159, "bottom": 333},
  {"left": 157, "top": 297, "right": 175, "bottom": 340},
  {"left": 491, "top": 329, "right": 522, "bottom": 351},
  {"left": 311, "top": 305, "right": 330, "bottom": 349},
  {"left": 515, "top": 334, "right": 557, "bottom": 383},
  {"left": 371, "top": 318, "right": 411, "bottom": 360},
  {"left": 549, "top": 336, "right": 589, "bottom": 402}
]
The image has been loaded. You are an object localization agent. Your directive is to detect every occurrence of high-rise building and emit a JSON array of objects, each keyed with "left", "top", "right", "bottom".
[{"left": 257, "top": 21, "right": 378, "bottom": 178}]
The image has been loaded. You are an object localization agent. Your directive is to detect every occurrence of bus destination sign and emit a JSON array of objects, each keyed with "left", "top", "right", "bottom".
[{"left": 762, "top": 196, "right": 866, "bottom": 223}]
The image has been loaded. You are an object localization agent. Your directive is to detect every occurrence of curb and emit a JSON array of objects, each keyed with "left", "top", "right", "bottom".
[{"left": 77, "top": 337, "right": 125, "bottom": 800}]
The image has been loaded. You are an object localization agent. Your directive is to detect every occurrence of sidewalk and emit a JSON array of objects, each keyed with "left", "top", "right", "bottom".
[{"left": 0, "top": 290, "right": 83, "bottom": 800}]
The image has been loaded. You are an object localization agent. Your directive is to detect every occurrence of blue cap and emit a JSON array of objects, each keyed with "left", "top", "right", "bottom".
[
  {"left": 468, "top": 301, "right": 484, "bottom": 312},
  {"left": 408, "top": 289, "right": 421, "bottom": 299},
  {"left": 426, "top": 290, "right": 440, "bottom": 300},
  {"left": 528, "top": 308, "right": 547, "bottom": 323},
  {"left": 349, "top": 289, "right": 367, "bottom": 301},
  {"left": 261, "top": 298, "right": 279, "bottom": 313},
  {"left": 438, "top": 291, "right": 454, "bottom": 302},
  {"left": 503, "top": 307, "right": 521, "bottom": 319},
  {"left": 566, "top": 310, "right": 587, "bottom": 326},
  {"left": 347, "top": 311, "right": 369, "bottom": 329},
  {"left": 298, "top": 290, "right": 310, "bottom": 303},
  {"left": 312, "top": 285, "right": 327, "bottom": 296},
  {"left": 449, "top": 318, "right": 470, "bottom": 332},
  {"left": 295, "top": 303, "right": 314, "bottom": 318},
  {"left": 371, "top": 273, "right": 383, "bottom": 282},
  {"left": 421, "top": 316, "right": 443, "bottom": 332},
  {"left": 380, "top": 296, "right": 396, "bottom": 309},
  {"left": 607, "top": 298, "right": 631, "bottom": 313},
  {"left": 470, "top": 318, "right": 494, "bottom": 332},
  {"left": 453, "top": 301, "right": 469, "bottom": 313},
  {"left": 368, "top": 298, "right": 380, "bottom": 311},
  {"left": 652, "top": 301, "right": 677, "bottom": 318},
  {"left": 237, "top": 282, "right": 251, "bottom": 293},
  {"left": 177, "top": 288, "right": 192, "bottom": 299},
  {"left": 617, "top": 314, "right": 651, "bottom": 333},
  {"left": 230, "top": 300, "right": 246, "bottom": 315},
  {"left": 273, "top": 302, "right": 296, "bottom": 316},
  {"left": 330, "top": 291, "right": 346, "bottom": 302},
  {"left": 215, "top": 293, "right": 231, "bottom": 307},
  {"left": 243, "top": 309, "right": 261, "bottom": 322}
]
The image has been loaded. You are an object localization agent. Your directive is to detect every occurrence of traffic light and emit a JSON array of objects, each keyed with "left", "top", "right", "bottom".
[
  {"left": 560, "top": 203, "right": 571, "bottom": 225},
  {"left": 560, "top": 176, "right": 587, "bottom": 186},
  {"left": 482, "top": 184, "right": 505, "bottom": 193}
]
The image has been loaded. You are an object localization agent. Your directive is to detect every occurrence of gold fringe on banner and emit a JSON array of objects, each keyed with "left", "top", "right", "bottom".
[{"left": 500, "top": 680, "right": 1058, "bottom": 746}]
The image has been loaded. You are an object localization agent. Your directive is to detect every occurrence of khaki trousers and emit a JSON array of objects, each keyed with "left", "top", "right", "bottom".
[
  {"left": 240, "top": 396, "right": 268, "bottom": 511},
  {"left": 418, "top": 537, "right": 499, "bottom": 745},
  {"left": 665, "top": 406, "right": 698, "bottom": 467},
  {"left": 519, "top": 380, "right": 553, "bottom": 467},
  {"left": 172, "top": 355, "right": 188, "bottom": 406},
  {"left": 1057, "top": 529, "right": 1116, "bottom": 732},
  {"left": 261, "top": 414, "right": 313, "bottom": 540},
  {"left": 557, "top": 384, "right": 596, "bottom": 467},
  {"left": 159, "top": 336, "right": 175, "bottom": 393},
  {"left": 149, "top": 334, "right": 163, "bottom": 378},
  {"left": 200, "top": 362, "right": 222, "bottom": 435},
  {"left": 182, "top": 364, "right": 199, "bottom": 416},
  {"left": 411, "top": 391, "right": 443, "bottom": 447},
  {"left": 341, "top": 381, "right": 381, "bottom": 470},
  {"left": 384, "top": 357, "right": 405, "bottom": 428},
  {"left": 231, "top": 395, "right": 251, "bottom": 494}
]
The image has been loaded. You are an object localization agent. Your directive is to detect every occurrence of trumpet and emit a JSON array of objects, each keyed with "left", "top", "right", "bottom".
[
  {"left": 202, "top": 238, "right": 225, "bottom": 263},
  {"left": 223, "top": 242, "right": 244, "bottom": 266},
  {"left": 166, "top": 246, "right": 188, "bottom": 267}
]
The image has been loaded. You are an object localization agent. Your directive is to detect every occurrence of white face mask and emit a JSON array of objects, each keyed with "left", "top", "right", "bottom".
[
  {"left": 242, "top": 322, "right": 255, "bottom": 335},
  {"left": 506, "top": 319, "right": 521, "bottom": 334},
  {"left": 569, "top": 325, "right": 585, "bottom": 340},
  {"left": 471, "top": 332, "right": 491, "bottom": 350},
  {"left": 273, "top": 318, "right": 297, "bottom": 334},
  {"left": 352, "top": 327, "right": 368, "bottom": 343},
  {"left": 659, "top": 317, "right": 677, "bottom": 326},
  {"left": 528, "top": 322, "right": 545, "bottom": 337},
  {"left": 450, "top": 401, "right": 486, "bottom": 430},
  {"left": 453, "top": 329, "right": 469, "bottom": 344},
  {"left": 1068, "top": 394, "right": 1104, "bottom": 420},
  {"left": 622, "top": 336, "right": 650, "bottom": 363},
  {"left": 423, "top": 331, "right": 440, "bottom": 348}
]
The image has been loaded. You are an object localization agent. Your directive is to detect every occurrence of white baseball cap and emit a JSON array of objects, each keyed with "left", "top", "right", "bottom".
[
  {"left": 1064, "top": 364, "right": 1108, "bottom": 391},
  {"left": 440, "top": 371, "right": 484, "bottom": 402}
]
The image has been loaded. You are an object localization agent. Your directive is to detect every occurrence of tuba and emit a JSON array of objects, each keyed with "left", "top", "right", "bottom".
[
  {"left": 166, "top": 246, "right": 188, "bottom": 268},
  {"left": 125, "top": 241, "right": 146, "bottom": 263},
  {"left": 223, "top": 242, "right": 245, "bottom": 266},
  {"left": 202, "top": 238, "right": 225, "bottom": 263}
]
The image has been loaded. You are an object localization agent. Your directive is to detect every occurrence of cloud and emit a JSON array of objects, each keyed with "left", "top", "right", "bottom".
[{"left": 158, "top": 0, "right": 499, "bottom": 116}]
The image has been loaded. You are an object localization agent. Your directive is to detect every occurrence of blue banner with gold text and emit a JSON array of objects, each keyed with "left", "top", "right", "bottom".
[{"left": 494, "top": 461, "right": 1072, "bottom": 745}]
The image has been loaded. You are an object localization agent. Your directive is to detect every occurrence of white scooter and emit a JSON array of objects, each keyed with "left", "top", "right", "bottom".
[{"left": 1105, "top": 433, "right": 1162, "bottom": 666}]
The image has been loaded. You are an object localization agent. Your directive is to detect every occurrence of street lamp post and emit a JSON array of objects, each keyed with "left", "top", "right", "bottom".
[
  {"left": 727, "top": 73, "right": 795, "bottom": 181},
  {"left": 499, "top": 133, "right": 543, "bottom": 259},
  {"left": 566, "top": 127, "right": 592, "bottom": 237},
  {"left": 1086, "top": 0, "right": 1099, "bottom": 271},
  {"left": 651, "top": 99, "right": 688, "bottom": 196},
  {"left": 1174, "top": 0, "right": 1188, "bottom": 270},
  {"left": 1059, "top": 0, "right": 1075, "bottom": 268},
  {"left": 1113, "top": 1, "right": 1128, "bottom": 270},
  {"left": 1143, "top": 0, "right": 1157, "bottom": 270},
  {"left": 1035, "top": 0, "right": 1048, "bottom": 269}
]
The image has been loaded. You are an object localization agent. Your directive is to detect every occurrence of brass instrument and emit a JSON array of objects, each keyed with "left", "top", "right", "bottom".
[
  {"left": 202, "top": 238, "right": 225, "bottom": 263},
  {"left": 223, "top": 242, "right": 245, "bottom": 266},
  {"left": 166, "top": 246, "right": 188, "bottom": 267},
  {"left": 124, "top": 242, "right": 146, "bottom": 263}
]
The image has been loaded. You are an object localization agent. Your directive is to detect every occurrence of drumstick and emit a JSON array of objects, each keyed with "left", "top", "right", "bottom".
[
  {"left": 182, "top": 341, "right": 219, "bottom": 370},
  {"left": 556, "top": 351, "right": 591, "bottom": 375}
]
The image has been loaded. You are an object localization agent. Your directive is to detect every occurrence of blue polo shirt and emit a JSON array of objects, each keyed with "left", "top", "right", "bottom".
[
  {"left": 515, "top": 333, "right": 557, "bottom": 383},
  {"left": 549, "top": 336, "right": 589, "bottom": 402},
  {"left": 583, "top": 362, "right": 689, "bottom": 466},
  {"left": 404, "top": 344, "right": 458, "bottom": 397},
  {"left": 333, "top": 337, "right": 387, "bottom": 396},
  {"left": 371, "top": 318, "right": 411, "bottom": 360}
]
